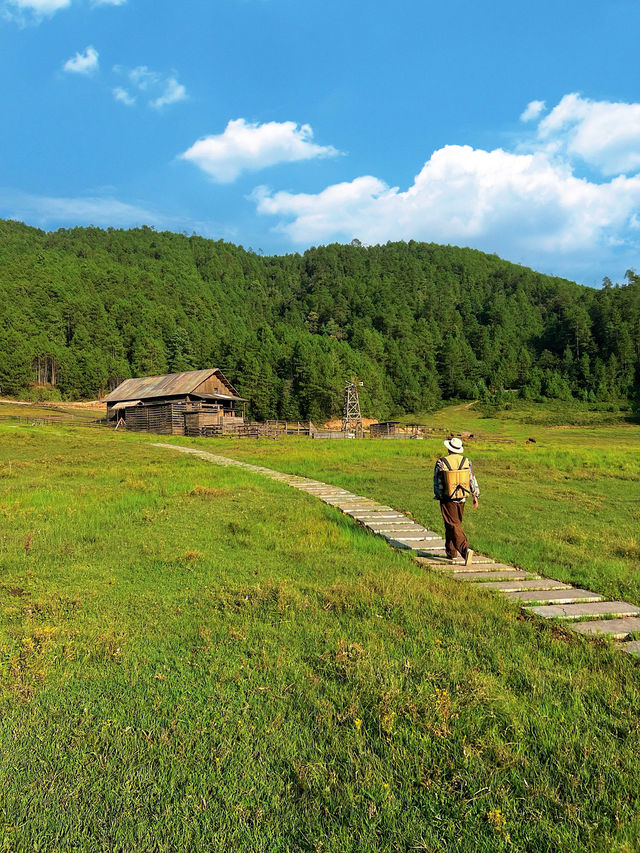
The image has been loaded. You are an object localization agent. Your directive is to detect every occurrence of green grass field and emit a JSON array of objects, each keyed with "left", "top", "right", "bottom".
[
  {"left": 0, "top": 409, "right": 638, "bottom": 852},
  {"left": 171, "top": 402, "right": 639, "bottom": 603}
]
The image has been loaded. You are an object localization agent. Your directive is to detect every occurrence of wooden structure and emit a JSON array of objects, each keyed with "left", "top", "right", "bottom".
[
  {"left": 264, "top": 421, "right": 318, "bottom": 437},
  {"left": 370, "top": 421, "right": 400, "bottom": 438},
  {"left": 370, "top": 422, "right": 423, "bottom": 439},
  {"left": 342, "top": 379, "right": 364, "bottom": 437},
  {"left": 103, "top": 369, "right": 247, "bottom": 436}
]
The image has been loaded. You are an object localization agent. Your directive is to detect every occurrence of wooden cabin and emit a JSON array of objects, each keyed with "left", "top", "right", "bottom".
[{"left": 103, "top": 369, "right": 247, "bottom": 436}]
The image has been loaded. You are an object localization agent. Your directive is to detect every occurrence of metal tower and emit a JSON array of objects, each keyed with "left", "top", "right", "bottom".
[{"left": 342, "top": 379, "right": 364, "bottom": 437}]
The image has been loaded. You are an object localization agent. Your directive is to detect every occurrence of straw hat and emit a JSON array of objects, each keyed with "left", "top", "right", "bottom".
[{"left": 444, "top": 436, "right": 464, "bottom": 454}]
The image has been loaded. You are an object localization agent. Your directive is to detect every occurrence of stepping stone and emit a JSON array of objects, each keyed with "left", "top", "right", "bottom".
[
  {"left": 526, "top": 601, "right": 640, "bottom": 621},
  {"left": 447, "top": 562, "right": 515, "bottom": 573},
  {"left": 417, "top": 540, "right": 456, "bottom": 557},
  {"left": 387, "top": 532, "right": 442, "bottom": 541},
  {"left": 459, "top": 570, "right": 538, "bottom": 581},
  {"left": 355, "top": 512, "right": 407, "bottom": 518},
  {"left": 326, "top": 503, "right": 375, "bottom": 509},
  {"left": 326, "top": 494, "right": 377, "bottom": 502},
  {"left": 346, "top": 500, "right": 400, "bottom": 515},
  {"left": 298, "top": 487, "right": 346, "bottom": 493},
  {"left": 572, "top": 618, "right": 640, "bottom": 640},
  {"left": 412, "top": 548, "right": 449, "bottom": 555},
  {"left": 301, "top": 488, "right": 348, "bottom": 494},
  {"left": 417, "top": 556, "right": 496, "bottom": 567},
  {"left": 472, "top": 579, "right": 568, "bottom": 591},
  {"left": 358, "top": 511, "right": 407, "bottom": 517},
  {"left": 305, "top": 493, "right": 350, "bottom": 498},
  {"left": 314, "top": 494, "right": 353, "bottom": 498},
  {"left": 619, "top": 640, "right": 640, "bottom": 656},
  {"left": 392, "top": 535, "right": 444, "bottom": 541},
  {"left": 503, "top": 588, "right": 601, "bottom": 605},
  {"left": 376, "top": 524, "right": 431, "bottom": 542},
  {"left": 342, "top": 507, "right": 395, "bottom": 513},
  {"left": 391, "top": 537, "right": 435, "bottom": 544},
  {"left": 427, "top": 563, "right": 523, "bottom": 576},
  {"left": 373, "top": 528, "right": 431, "bottom": 535},
  {"left": 335, "top": 506, "right": 383, "bottom": 512}
]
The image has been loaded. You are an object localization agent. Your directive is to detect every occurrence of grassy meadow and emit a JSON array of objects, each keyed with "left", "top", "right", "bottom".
[
  {"left": 0, "top": 408, "right": 638, "bottom": 852},
  {"left": 173, "top": 402, "right": 639, "bottom": 603}
]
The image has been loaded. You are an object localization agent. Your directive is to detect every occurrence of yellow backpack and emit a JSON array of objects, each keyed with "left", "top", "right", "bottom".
[{"left": 441, "top": 454, "right": 471, "bottom": 500}]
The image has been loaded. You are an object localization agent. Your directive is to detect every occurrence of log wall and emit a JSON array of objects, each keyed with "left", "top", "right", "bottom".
[{"left": 124, "top": 403, "right": 184, "bottom": 435}]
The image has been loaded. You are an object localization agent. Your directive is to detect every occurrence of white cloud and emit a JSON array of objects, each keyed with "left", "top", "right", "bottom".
[
  {"left": 3, "top": 0, "right": 124, "bottom": 21},
  {"left": 127, "top": 65, "right": 160, "bottom": 91},
  {"left": 0, "top": 187, "right": 241, "bottom": 243},
  {"left": 520, "top": 100, "right": 545, "bottom": 122},
  {"left": 0, "top": 188, "right": 163, "bottom": 227},
  {"left": 254, "top": 145, "right": 640, "bottom": 252},
  {"left": 113, "top": 86, "right": 135, "bottom": 106},
  {"left": 251, "top": 96, "right": 640, "bottom": 280},
  {"left": 181, "top": 119, "right": 341, "bottom": 183},
  {"left": 113, "top": 65, "right": 188, "bottom": 110},
  {"left": 150, "top": 77, "right": 187, "bottom": 110},
  {"left": 3, "top": 0, "right": 69, "bottom": 19},
  {"left": 536, "top": 93, "right": 640, "bottom": 176},
  {"left": 63, "top": 45, "right": 99, "bottom": 75}
]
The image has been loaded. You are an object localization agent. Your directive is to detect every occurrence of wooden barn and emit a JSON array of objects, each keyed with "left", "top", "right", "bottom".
[{"left": 103, "top": 369, "right": 247, "bottom": 436}]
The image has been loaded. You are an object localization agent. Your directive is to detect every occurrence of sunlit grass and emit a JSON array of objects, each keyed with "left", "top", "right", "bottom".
[
  {"left": 185, "top": 403, "right": 638, "bottom": 602},
  {"left": 0, "top": 421, "right": 638, "bottom": 852}
]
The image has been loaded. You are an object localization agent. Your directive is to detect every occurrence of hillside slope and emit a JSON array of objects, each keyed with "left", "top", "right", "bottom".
[{"left": 0, "top": 220, "right": 637, "bottom": 419}]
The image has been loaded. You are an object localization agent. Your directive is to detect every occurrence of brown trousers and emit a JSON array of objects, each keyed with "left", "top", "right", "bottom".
[{"left": 440, "top": 500, "right": 469, "bottom": 559}]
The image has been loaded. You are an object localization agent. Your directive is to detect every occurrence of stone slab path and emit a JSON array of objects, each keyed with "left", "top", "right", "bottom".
[{"left": 154, "top": 443, "right": 639, "bottom": 657}]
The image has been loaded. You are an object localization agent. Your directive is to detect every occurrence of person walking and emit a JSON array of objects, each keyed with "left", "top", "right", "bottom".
[{"left": 433, "top": 436, "right": 479, "bottom": 565}]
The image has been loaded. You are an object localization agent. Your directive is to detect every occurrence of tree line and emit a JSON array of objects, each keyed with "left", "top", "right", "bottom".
[{"left": 0, "top": 219, "right": 637, "bottom": 420}]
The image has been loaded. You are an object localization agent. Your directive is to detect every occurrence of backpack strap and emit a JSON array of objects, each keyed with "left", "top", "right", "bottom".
[
  {"left": 441, "top": 457, "right": 452, "bottom": 470},
  {"left": 459, "top": 456, "right": 467, "bottom": 470}
]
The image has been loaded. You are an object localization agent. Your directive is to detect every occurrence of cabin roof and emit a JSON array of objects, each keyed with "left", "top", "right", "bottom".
[
  {"left": 103, "top": 369, "right": 240, "bottom": 403},
  {"left": 193, "top": 392, "right": 248, "bottom": 403}
]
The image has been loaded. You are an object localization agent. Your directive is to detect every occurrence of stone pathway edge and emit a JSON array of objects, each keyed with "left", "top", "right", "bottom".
[{"left": 154, "top": 443, "right": 639, "bottom": 657}]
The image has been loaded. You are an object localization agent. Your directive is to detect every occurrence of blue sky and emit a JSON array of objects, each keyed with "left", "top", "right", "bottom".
[{"left": 1, "top": 0, "right": 639, "bottom": 285}]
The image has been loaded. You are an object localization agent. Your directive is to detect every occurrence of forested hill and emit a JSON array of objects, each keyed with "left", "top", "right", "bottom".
[{"left": 0, "top": 219, "right": 637, "bottom": 420}]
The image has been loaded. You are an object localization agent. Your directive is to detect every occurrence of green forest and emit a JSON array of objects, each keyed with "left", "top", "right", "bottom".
[{"left": 0, "top": 219, "right": 637, "bottom": 420}]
